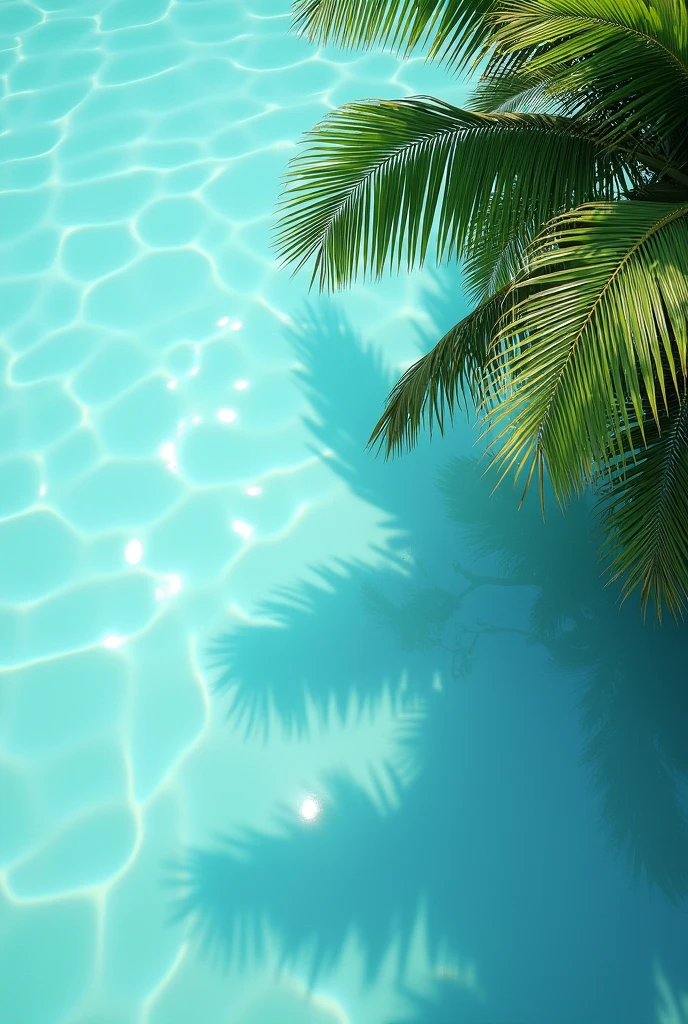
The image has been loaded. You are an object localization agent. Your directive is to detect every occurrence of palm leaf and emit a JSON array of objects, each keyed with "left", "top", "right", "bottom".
[
  {"left": 467, "top": 70, "right": 559, "bottom": 113},
  {"left": 368, "top": 286, "right": 508, "bottom": 456},
  {"left": 485, "top": 201, "right": 688, "bottom": 506},
  {"left": 291, "top": 0, "right": 495, "bottom": 72},
  {"left": 597, "top": 389, "right": 688, "bottom": 621},
  {"left": 487, "top": 0, "right": 688, "bottom": 150},
  {"left": 463, "top": 226, "right": 528, "bottom": 302},
  {"left": 275, "top": 98, "right": 632, "bottom": 291}
]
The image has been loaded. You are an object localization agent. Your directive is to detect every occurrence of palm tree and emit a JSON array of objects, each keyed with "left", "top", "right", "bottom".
[{"left": 275, "top": 0, "right": 688, "bottom": 620}]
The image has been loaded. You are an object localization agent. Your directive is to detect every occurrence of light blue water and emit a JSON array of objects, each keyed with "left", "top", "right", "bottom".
[{"left": 1, "top": 2, "right": 687, "bottom": 1023}]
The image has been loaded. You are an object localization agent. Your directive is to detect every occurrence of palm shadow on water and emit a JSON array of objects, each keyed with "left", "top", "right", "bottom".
[
  {"left": 176, "top": 277, "right": 688, "bottom": 1023},
  {"left": 443, "top": 460, "right": 688, "bottom": 909},
  {"left": 208, "top": 289, "right": 471, "bottom": 738}
]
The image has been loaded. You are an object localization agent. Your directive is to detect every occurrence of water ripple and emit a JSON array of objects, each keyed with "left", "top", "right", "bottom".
[{"left": 0, "top": 2, "right": 460, "bottom": 1020}]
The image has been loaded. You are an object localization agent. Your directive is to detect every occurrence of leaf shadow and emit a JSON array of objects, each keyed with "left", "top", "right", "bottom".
[
  {"left": 175, "top": 271, "right": 688, "bottom": 1023},
  {"left": 210, "top": 288, "right": 472, "bottom": 738}
]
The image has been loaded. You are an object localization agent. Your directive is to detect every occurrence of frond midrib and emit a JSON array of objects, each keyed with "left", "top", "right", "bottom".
[{"left": 499, "top": 7, "right": 688, "bottom": 79}]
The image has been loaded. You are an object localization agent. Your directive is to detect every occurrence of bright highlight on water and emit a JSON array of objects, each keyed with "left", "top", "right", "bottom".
[{"left": 299, "top": 796, "right": 322, "bottom": 823}]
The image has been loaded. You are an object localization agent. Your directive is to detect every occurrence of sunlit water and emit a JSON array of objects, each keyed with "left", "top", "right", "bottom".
[{"left": 1, "top": 2, "right": 687, "bottom": 1023}]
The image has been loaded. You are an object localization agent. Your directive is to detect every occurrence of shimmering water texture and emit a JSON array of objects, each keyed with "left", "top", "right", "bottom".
[{"left": 0, "top": 2, "right": 687, "bottom": 1023}]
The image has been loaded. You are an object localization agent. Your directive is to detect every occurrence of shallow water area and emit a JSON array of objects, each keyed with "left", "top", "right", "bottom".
[{"left": 1, "top": 2, "right": 687, "bottom": 1023}]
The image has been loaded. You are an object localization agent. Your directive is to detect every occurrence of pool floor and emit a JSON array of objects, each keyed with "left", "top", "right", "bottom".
[{"left": 0, "top": 2, "right": 687, "bottom": 1023}]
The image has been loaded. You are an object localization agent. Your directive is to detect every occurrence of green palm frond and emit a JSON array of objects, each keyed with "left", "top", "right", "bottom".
[
  {"left": 467, "top": 70, "right": 559, "bottom": 113},
  {"left": 485, "top": 201, "right": 688, "bottom": 505},
  {"left": 597, "top": 389, "right": 688, "bottom": 621},
  {"left": 368, "top": 286, "right": 508, "bottom": 456},
  {"left": 488, "top": 0, "right": 688, "bottom": 147},
  {"left": 275, "top": 98, "right": 631, "bottom": 291},
  {"left": 284, "top": 0, "right": 688, "bottom": 618},
  {"left": 291, "top": 0, "right": 494, "bottom": 71},
  {"left": 463, "top": 228, "right": 527, "bottom": 302}
]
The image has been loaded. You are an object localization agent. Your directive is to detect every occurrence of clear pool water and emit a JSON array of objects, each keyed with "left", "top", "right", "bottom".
[{"left": 1, "top": 2, "right": 687, "bottom": 1023}]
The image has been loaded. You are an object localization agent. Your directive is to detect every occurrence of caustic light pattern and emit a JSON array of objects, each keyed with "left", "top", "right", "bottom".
[{"left": 0, "top": 1, "right": 464, "bottom": 1023}]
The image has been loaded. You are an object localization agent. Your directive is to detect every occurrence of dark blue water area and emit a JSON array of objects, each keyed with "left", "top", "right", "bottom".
[{"left": 177, "top": 270, "right": 688, "bottom": 1024}]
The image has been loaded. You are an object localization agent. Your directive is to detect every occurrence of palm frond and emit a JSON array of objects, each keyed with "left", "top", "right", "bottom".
[
  {"left": 291, "top": 0, "right": 494, "bottom": 72},
  {"left": 484, "top": 201, "right": 688, "bottom": 506},
  {"left": 275, "top": 99, "right": 632, "bottom": 291},
  {"left": 597, "top": 389, "right": 688, "bottom": 621},
  {"left": 487, "top": 0, "right": 688, "bottom": 148},
  {"left": 462, "top": 227, "right": 528, "bottom": 302},
  {"left": 467, "top": 70, "right": 559, "bottom": 113},
  {"left": 368, "top": 287, "right": 508, "bottom": 456}
]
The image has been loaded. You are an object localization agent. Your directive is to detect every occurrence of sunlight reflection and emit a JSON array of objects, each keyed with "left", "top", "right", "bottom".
[
  {"left": 299, "top": 796, "right": 321, "bottom": 823},
  {"left": 232, "top": 519, "right": 254, "bottom": 541},
  {"left": 159, "top": 441, "right": 178, "bottom": 472},
  {"left": 124, "top": 538, "right": 143, "bottom": 566},
  {"left": 155, "top": 574, "right": 183, "bottom": 601},
  {"left": 217, "top": 408, "right": 237, "bottom": 424},
  {"left": 216, "top": 317, "right": 242, "bottom": 331},
  {"left": 245, "top": 485, "right": 262, "bottom": 497},
  {"left": 102, "top": 634, "right": 127, "bottom": 650}
]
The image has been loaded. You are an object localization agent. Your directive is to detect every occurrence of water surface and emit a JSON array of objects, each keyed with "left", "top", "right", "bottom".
[{"left": 0, "top": 2, "right": 687, "bottom": 1022}]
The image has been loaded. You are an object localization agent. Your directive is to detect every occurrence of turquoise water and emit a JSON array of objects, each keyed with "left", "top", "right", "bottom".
[{"left": 1, "top": 2, "right": 687, "bottom": 1022}]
